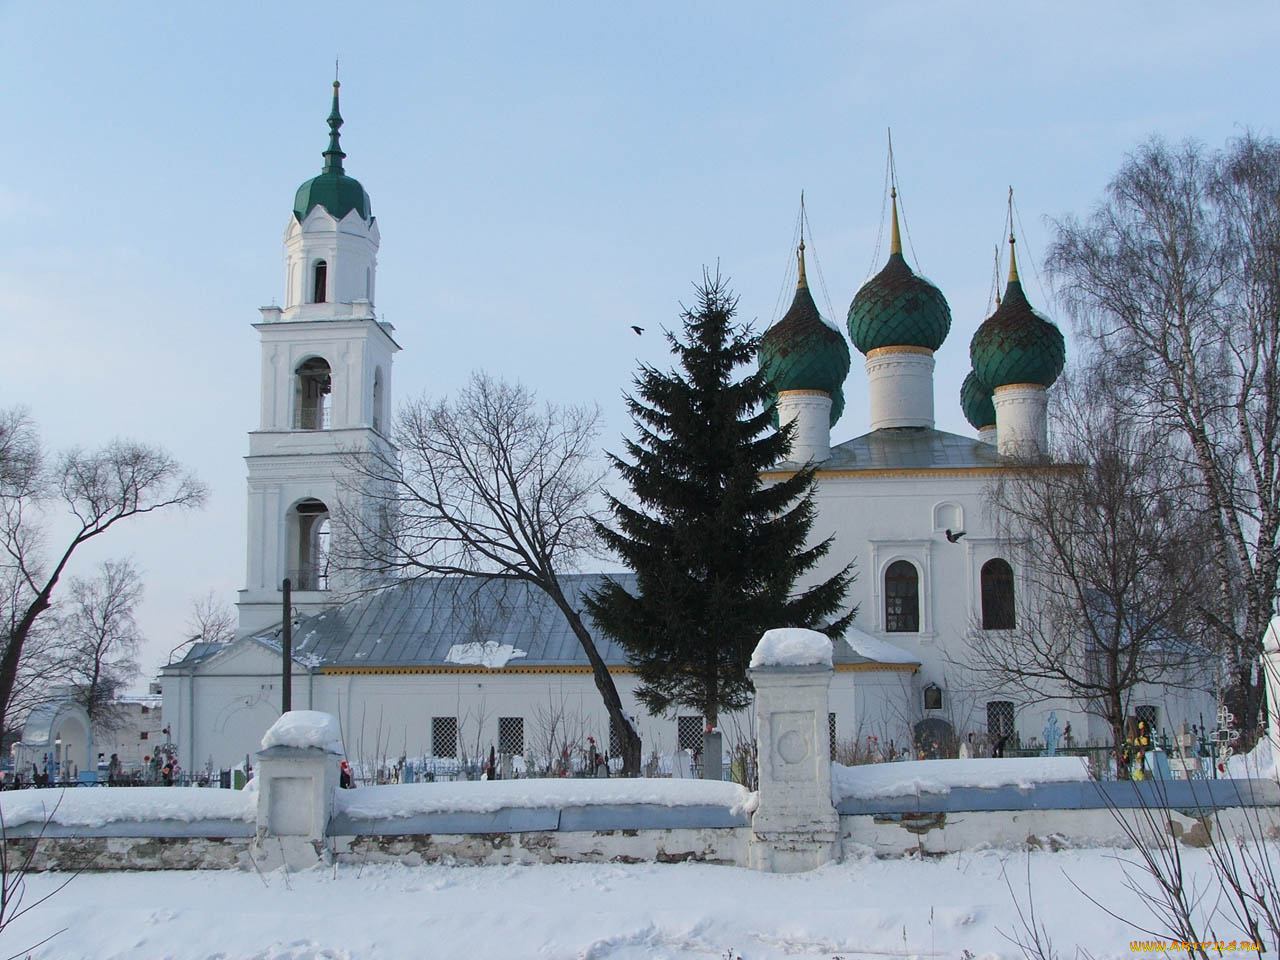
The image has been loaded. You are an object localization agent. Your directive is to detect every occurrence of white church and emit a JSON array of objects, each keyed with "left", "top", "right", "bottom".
[{"left": 160, "top": 85, "right": 1212, "bottom": 776}]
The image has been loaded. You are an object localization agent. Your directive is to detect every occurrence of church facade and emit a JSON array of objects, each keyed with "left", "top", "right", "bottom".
[{"left": 160, "top": 88, "right": 1212, "bottom": 776}]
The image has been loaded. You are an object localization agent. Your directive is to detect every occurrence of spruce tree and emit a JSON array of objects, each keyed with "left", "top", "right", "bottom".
[{"left": 586, "top": 272, "right": 857, "bottom": 742}]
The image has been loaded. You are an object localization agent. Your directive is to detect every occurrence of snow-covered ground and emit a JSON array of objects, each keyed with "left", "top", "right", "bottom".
[{"left": 4, "top": 846, "right": 1276, "bottom": 959}]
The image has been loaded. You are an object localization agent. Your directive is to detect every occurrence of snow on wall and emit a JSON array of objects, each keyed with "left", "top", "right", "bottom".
[
  {"left": 749, "top": 628, "right": 832, "bottom": 668},
  {"left": 260, "top": 710, "right": 344, "bottom": 754},
  {"left": 337, "top": 777, "right": 758, "bottom": 820},
  {"left": 0, "top": 786, "right": 255, "bottom": 830},
  {"left": 831, "top": 756, "right": 1090, "bottom": 802}
]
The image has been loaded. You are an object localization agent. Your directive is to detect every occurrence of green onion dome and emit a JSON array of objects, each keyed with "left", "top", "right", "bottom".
[
  {"left": 758, "top": 243, "right": 851, "bottom": 427},
  {"left": 960, "top": 371, "right": 996, "bottom": 430},
  {"left": 293, "top": 81, "right": 372, "bottom": 223},
  {"left": 847, "top": 194, "right": 951, "bottom": 354},
  {"left": 970, "top": 242, "right": 1066, "bottom": 390}
]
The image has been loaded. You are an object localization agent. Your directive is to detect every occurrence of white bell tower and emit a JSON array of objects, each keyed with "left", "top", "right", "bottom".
[{"left": 237, "top": 81, "right": 400, "bottom": 637}]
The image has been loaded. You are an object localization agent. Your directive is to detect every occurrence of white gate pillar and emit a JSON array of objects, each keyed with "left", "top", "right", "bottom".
[
  {"left": 748, "top": 629, "right": 839, "bottom": 873},
  {"left": 249, "top": 711, "right": 343, "bottom": 870}
]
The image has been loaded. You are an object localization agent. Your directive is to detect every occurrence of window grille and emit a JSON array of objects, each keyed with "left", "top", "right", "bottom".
[
  {"left": 498, "top": 717, "right": 524, "bottom": 755},
  {"left": 432, "top": 717, "right": 457, "bottom": 758},
  {"left": 677, "top": 716, "right": 703, "bottom": 752},
  {"left": 1134, "top": 704, "right": 1159, "bottom": 734},
  {"left": 884, "top": 560, "right": 920, "bottom": 632},
  {"left": 828, "top": 713, "right": 837, "bottom": 760},
  {"left": 987, "top": 700, "right": 1015, "bottom": 738},
  {"left": 980, "top": 558, "right": 1016, "bottom": 630}
]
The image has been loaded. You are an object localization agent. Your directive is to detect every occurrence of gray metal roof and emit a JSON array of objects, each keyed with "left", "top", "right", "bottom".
[
  {"left": 260, "top": 574, "right": 635, "bottom": 669},
  {"left": 770, "top": 427, "right": 1007, "bottom": 473},
  {"left": 171, "top": 573, "right": 908, "bottom": 672}
]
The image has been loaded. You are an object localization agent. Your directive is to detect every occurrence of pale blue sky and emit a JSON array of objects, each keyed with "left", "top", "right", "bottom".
[{"left": 2, "top": 2, "right": 1277, "bottom": 683}]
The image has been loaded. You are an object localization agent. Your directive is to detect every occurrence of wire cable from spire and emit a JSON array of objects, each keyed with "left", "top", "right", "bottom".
[
  {"left": 800, "top": 195, "right": 838, "bottom": 326},
  {"left": 990, "top": 243, "right": 1002, "bottom": 311},
  {"left": 770, "top": 195, "right": 806, "bottom": 327},
  {"left": 1010, "top": 190, "right": 1051, "bottom": 306}
]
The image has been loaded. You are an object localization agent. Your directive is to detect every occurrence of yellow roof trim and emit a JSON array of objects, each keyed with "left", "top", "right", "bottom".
[
  {"left": 835, "top": 661, "right": 918, "bottom": 673},
  {"left": 319, "top": 664, "right": 637, "bottom": 677}
]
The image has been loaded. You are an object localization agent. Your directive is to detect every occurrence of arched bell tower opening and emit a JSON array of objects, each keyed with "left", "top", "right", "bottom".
[
  {"left": 311, "top": 260, "right": 328, "bottom": 303},
  {"left": 289, "top": 498, "right": 331, "bottom": 591},
  {"left": 294, "top": 357, "right": 332, "bottom": 430}
]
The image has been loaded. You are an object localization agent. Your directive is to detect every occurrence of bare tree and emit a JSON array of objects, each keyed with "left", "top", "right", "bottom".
[
  {"left": 185, "top": 590, "right": 236, "bottom": 646},
  {"left": 57, "top": 559, "right": 144, "bottom": 732},
  {"left": 0, "top": 407, "right": 206, "bottom": 735},
  {"left": 336, "top": 373, "right": 643, "bottom": 774},
  {"left": 962, "top": 367, "right": 1213, "bottom": 775},
  {"left": 1048, "top": 133, "right": 1280, "bottom": 742}
]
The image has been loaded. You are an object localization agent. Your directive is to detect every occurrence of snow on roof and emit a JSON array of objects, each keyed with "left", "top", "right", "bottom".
[
  {"left": 336, "top": 777, "right": 757, "bottom": 820},
  {"left": 444, "top": 641, "right": 527, "bottom": 669},
  {"left": 261, "top": 711, "right": 344, "bottom": 754},
  {"left": 0, "top": 786, "right": 254, "bottom": 829},
  {"left": 749, "top": 628, "right": 832, "bottom": 668},
  {"left": 839, "top": 626, "right": 919, "bottom": 665},
  {"left": 831, "top": 756, "right": 1091, "bottom": 802}
]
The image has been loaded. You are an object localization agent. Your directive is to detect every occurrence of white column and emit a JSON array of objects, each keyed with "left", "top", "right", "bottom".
[
  {"left": 993, "top": 383, "right": 1049, "bottom": 458},
  {"left": 748, "top": 636, "right": 839, "bottom": 873},
  {"left": 978, "top": 424, "right": 997, "bottom": 446},
  {"left": 865, "top": 347, "right": 935, "bottom": 430},
  {"left": 775, "top": 390, "right": 832, "bottom": 463}
]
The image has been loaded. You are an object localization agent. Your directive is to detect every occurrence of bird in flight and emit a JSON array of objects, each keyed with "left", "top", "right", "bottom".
[
  {"left": 945, "top": 529, "right": 966, "bottom": 543},
  {"left": 631, "top": 326, "right": 644, "bottom": 336}
]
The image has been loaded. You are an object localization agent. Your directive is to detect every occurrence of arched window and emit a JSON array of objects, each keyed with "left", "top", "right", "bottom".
[
  {"left": 294, "top": 357, "right": 332, "bottom": 430},
  {"left": 311, "top": 260, "right": 328, "bottom": 303},
  {"left": 981, "top": 558, "right": 1016, "bottom": 630},
  {"left": 884, "top": 560, "right": 919, "bottom": 632},
  {"left": 291, "top": 498, "right": 330, "bottom": 591}
]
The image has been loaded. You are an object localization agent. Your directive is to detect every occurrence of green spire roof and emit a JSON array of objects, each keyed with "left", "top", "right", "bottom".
[
  {"left": 960, "top": 371, "right": 996, "bottom": 430},
  {"left": 293, "top": 81, "right": 372, "bottom": 223},
  {"left": 847, "top": 195, "right": 951, "bottom": 354},
  {"left": 970, "top": 241, "right": 1066, "bottom": 389},
  {"left": 758, "top": 242, "right": 851, "bottom": 427}
]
